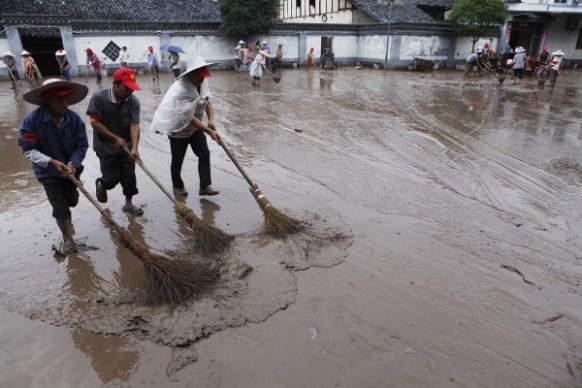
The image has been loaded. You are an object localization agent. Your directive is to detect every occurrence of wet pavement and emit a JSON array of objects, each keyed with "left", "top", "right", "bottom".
[{"left": 0, "top": 67, "right": 581, "bottom": 387}]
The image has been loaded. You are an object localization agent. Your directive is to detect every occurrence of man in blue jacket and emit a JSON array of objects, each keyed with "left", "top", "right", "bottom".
[{"left": 18, "top": 79, "right": 89, "bottom": 253}]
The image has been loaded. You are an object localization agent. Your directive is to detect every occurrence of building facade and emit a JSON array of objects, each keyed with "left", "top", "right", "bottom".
[{"left": 1, "top": 0, "right": 580, "bottom": 79}]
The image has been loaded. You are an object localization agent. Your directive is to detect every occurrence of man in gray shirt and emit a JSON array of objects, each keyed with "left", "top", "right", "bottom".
[{"left": 86, "top": 67, "right": 144, "bottom": 215}]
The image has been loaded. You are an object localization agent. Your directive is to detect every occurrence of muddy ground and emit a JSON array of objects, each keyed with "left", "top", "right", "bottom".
[{"left": 0, "top": 67, "right": 581, "bottom": 387}]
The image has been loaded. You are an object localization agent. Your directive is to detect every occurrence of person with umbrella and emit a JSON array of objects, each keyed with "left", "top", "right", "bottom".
[
  {"left": 17, "top": 79, "right": 90, "bottom": 253},
  {"left": 170, "top": 51, "right": 181, "bottom": 79},
  {"left": 150, "top": 55, "right": 220, "bottom": 197}
]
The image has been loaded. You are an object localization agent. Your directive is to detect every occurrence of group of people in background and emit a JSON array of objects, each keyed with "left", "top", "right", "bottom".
[
  {"left": 464, "top": 43, "right": 566, "bottom": 87},
  {"left": 234, "top": 39, "right": 284, "bottom": 87}
]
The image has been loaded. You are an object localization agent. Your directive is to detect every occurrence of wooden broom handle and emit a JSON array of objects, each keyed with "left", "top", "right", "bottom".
[
  {"left": 219, "top": 140, "right": 255, "bottom": 187},
  {"left": 67, "top": 172, "right": 124, "bottom": 234},
  {"left": 122, "top": 145, "right": 178, "bottom": 206}
]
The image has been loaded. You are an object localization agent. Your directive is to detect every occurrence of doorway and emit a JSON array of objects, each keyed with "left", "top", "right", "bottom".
[{"left": 20, "top": 29, "right": 63, "bottom": 77}]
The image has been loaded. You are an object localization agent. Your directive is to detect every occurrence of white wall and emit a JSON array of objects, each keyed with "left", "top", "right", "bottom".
[
  {"left": 399, "top": 36, "right": 451, "bottom": 61},
  {"left": 358, "top": 34, "right": 388, "bottom": 61},
  {"left": 454, "top": 37, "right": 499, "bottom": 61},
  {"left": 544, "top": 15, "right": 582, "bottom": 59},
  {"left": 74, "top": 35, "right": 161, "bottom": 70}
]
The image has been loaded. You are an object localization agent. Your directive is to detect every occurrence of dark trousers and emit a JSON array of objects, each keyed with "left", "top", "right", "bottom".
[
  {"left": 43, "top": 178, "right": 79, "bottom": 220},
  {"left": 99, "top": 152, "right": 138, "bottom": 197},
  {"left": 169, "top": 131, "right": 211, "bottom": 189}
]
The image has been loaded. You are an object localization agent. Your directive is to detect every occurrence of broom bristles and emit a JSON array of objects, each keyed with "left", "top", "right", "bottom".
[
  {"left": 250, "top": 186, "right": 304, "bottom": 237},
  {"left": 143, "top": 252, "right": 219, "bottom": 305},
  {"left": 262, "top": 205, "right": 304, "bottom": 237},
  {"left": 119, "top": 229, "right": 218, "bottom": 305},
  {"left": 176, "top": 203, "right": 233, "bottom": 254}
]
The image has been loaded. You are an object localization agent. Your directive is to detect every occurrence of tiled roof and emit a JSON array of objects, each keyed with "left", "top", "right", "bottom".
[
  {"left": 352, "top": 0, "right": 453, "bottom": 23},
  {"left": 1, "top": 0, "right": 450, "bottom": 26},
  {"left": 1, "top": 0, "right": 221, "bottom": 22}
]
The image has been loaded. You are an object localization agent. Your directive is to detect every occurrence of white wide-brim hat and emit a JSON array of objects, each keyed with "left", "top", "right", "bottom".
[
  {"left": 177, "top": 55, "right": 218, "bottom": 80},
  {"left": 515, "top": 47, "right": 526, "bottom": 53},
  {"left": 21, "top": 50, "right": 31, "bottom": 56},
  {"left": 55, "top": 49, "right": 67, "bottom": 56},
  {"left": 238, "top": 40, "right": 245, "bottom": 44},
  {"left": 23, "top": 79, "right": 89, "bottom": 106},
  {"left": 552, "top": 49, "right": 565, "bottom": 56},
  {"left": 4, "top": 51, "right": 14, "bottom": 57}
]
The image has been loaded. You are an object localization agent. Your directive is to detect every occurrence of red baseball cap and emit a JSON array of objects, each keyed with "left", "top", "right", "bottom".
[
  {"left": 148, "top": 45, "right": 153, "bottom": 51},
  {"left": 195, "top": 67, "right": 212, "bottom": 78},
  {"left": 113, "top": 67, "right": 141, "bottom": 90}
]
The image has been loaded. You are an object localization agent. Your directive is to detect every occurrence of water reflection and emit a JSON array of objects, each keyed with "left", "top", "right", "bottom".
[{"left": 72, "top": 328, "right": 139, "bottom": 384}]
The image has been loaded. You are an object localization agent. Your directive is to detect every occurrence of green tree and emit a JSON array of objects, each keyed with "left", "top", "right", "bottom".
[
  {"left": 448, "top": 0, "right": 508, "bottom": 51},
  {"left": 220, "top": 0, "right": 278, "bottom": 37}
]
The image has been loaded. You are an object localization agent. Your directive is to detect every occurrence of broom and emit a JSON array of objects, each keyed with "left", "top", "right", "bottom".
[
  {"left": 67, "top": 172, "right": 218, "bottom": 305},
  {"left": 131, "top": 154, "right": 233, "bottom": 254},
  {"left": 219, "top": 140, "right": 303, "bottom": 237},
  {"left": 263, "top": 67, "right": 281, "bottom": 83}
]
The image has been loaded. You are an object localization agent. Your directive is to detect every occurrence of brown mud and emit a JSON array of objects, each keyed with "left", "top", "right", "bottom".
[{"left": 0, "top": 67, "right": 581, "bottom": 387}]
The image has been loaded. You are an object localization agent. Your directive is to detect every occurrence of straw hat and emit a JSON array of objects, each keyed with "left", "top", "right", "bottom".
[
  {"left": 515, "top": 47, "right": 526, "bottom": 53},
  {"left": 552, "top": 49, "right": 565, "bottom": 56},
  {"left": 55, "top": 49, "right": 67, "bottom": 56},
  {"left": 21, "top": 50, "right": 31, "bottom": 56},
  {"left": 4, "top": 51, "right": 14, "bottom": 57},
  {"left": 23, "top": 79, "right": 88, "bottom": 106},
  {"left": 177, "top": 55, "right": 218, "bottom": 80},
  {"left": 259, "top": 50, "right": 271, "bottom": 57}
]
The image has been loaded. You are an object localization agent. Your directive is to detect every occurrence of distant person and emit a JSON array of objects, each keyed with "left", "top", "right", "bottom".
[
  {"left": 234, "top": 40, "right": 244, "bottom": 73},
  {"left": 250, "top": 49, "right": 268, "bottom": 87},
  {"left": 18, "top": 79, "right": 89, "bottom": 253},
  {"left": 538, "top": 47, "right": 550, "bottom": 80},
  {"left": 306, "top": 47, "right": 316, "bottom": 67},
  {"left": 85, "top": 48, "right": 103, "bottom": 85},
  {"left": 242, "top": 44, "right": 254, "bottom": 74},
  {"left": 119, "top": 46, "right": 129, "bottom": 68},
  {"left": 463, "top": 48, "right": 483, "bottom": 77},
  {"left": 86, "top": 68, "right": 144, "bottom": 215},
  {"left": 512, "top": 46, "right": 526, "bottom": 83},
  {"left": 21, "top": 50, "right": 40, "bottom": 86},
  {"left": 150, "top": 56, "right": 221, "bottom": 197},
  {"left": 147, "top": 45, "right": 160, "bottom": 81},
  {"left": 261, "top": 40, "right": 271, "bottom": 71},
  {"left": 549, "top": 49, "right": 565, "bottom": 87},
  {"left": 255, "top": 40, "right": 261, "bottom": 56},
  {"left": 169, "top": 51, "right": 181, "bottom": 79},
  {"left": 55, "top": 49, "right": 71, "bottom": 81},
  {"left": 2, "top": 51, "right": 19, "bottom": 89},
  {"left": 274, "top": 44, "right": 283, "bottom": 72}
]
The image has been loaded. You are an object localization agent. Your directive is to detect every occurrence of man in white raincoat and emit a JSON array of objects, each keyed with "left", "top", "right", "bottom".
[{"left": 150, "top": 55, "right": 221, "bottom": 197}]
